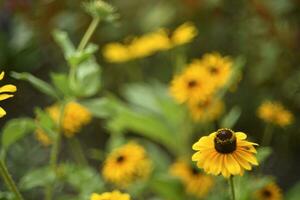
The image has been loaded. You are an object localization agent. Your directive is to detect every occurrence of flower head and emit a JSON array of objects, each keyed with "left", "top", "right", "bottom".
[
  {"left": 90, "top": 190, "right": 131, "bottom": 200},
  {"left": 171, "top": 22, "right": 198, "bottom": 46},
  {"left": 0, "top": 71, "right": 17, "bottom": 118},
  {"left": 102, "top": 43, "right": 131, "bottom": 63},
  {"left": 48, "top": 101, "right": 92, "bottom": 137},
  {"left": 192, "top": 128, "right": 258, "bottom": 178},
  {"left": 257, "top": 101, "right": 294, "bottom": 127},
  {"left": 169, "top": 64, "right": 215, "bottom": 104},
  {"left": 102, "top": 142, "right": 152, "bottom": 187},
  {"left": 170, "top": 160, "right": 214, "bottom": 198},
  {"left": 255, "top": 183, "right": 282, "bottom": 200}
]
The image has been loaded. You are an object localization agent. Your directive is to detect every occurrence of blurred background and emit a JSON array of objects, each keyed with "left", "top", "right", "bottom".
[{"left": 0, "top": 0, "right": 300, "bottom": 195}]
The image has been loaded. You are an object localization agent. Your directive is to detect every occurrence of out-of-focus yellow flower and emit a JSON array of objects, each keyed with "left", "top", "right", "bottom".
[
  {"left": 192, "top": 128, "right": 258, "bottom": 178},
  {"left": 257, "top": 101, "right": 294, "bottom": 127},
  {"left": 169, "top": 63, "right": 215, "bottom": 104},
  {"left": 188, "top": 98, "right": 224, "bottom": 122},
  {"left": 171, "top": 22, "right": 198, "bottom": 46},
  {"left": 102, "top": 43, "right": 131, "bottom": 63},
  {"left": 170, "top": 160, "right": 214, "bottom": 198},
  {"left": 48, "top": 101, "right": 92, "bottom": 137},
  {"left": 90, "top": 190, "right": 131, "bottom": 200},
  {"left": 102, "top": 142, "right": 152, "bottom": 188},
  {"left": 0, "top": 71, "right": 17, "bottom": 118},
  {"left": 198, "top": 52, "right": 233, "bottom": 89},
  {"left": 35, "top": 128, "right": 52, "bottom": 147},
  {"left": 255, "top": 183, "right": 282, "bottom": 200}
]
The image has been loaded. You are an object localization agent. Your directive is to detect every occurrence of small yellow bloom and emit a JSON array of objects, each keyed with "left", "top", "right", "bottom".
[
  {"left": 169, "top": 63, "right": 215, "bottom": 104},
  {"left": 0, "top": 71, "right": 17, "bottom": 118},
  {"left": 255, "top": 182, "right": 282, "bottom": 200},
  {"left": 170, "top": 160, "right": 214, "bottom": 198},
  {"left": 102, "top": 142, "right": 152, "bottom": 187},
  {"left": 257, "top": 101, "right": 293, "bottom": 127},
  {"left": 90, "top": 190, "right": 131, "bottom": 200},
  {"left": 192, "top": 128, "right": 258, "bottom": 178},
  {"left": 35, "top": 128, "right": 52, "bottom": 147},
  {"left": 188, "top": 98, "right": 224, "bottom": 122},
  {"left": 171, "top": 22, "right": 198, "bottom": 46},
  {"left": 102, "top": 43, "right": 131, "bottom": 63},
  {"left": 48, "top": 101, "right": 92, "bottom": 137}
]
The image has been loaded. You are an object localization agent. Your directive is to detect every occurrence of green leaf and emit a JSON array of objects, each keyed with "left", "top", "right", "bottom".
[
  {"left": 68, "top": 44, "right": 98, "bottom": 67},
  {"left": 286, "top": 182, "right": 300, "bottom": 200},
  {"left": 50, "top": 72, "right": 73, "bottom": 97},
  {"left": 70, "top": 59, "right": 101, "bottom": 97},
  {"left": 52, "top": 30, "right": 75, "bottom": 61},
  {"left": 1, "top": 118, "right": 36, "bottom": 151},
  {"left": 11, "top": 72, "right": 60, "bottom": 100},
  {"left": 256, "top": 147, "right": 272, "bottom": 163},
  {"left": 19, "top": 166, "right": 56, "bottom": 190},
  {"left": 80, "top": 97, "right": 113, "bottom": 118},
  {"left": 220, "top": 106, "right": 241, "bottom": 128}
]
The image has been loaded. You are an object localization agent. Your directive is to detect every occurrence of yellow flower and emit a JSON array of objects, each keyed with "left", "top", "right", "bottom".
[
  {"left": 35, "top": 128, "right": 52, "bottom": 147},
  {"left": 102, "top": 43, "right": 131, "bottom": 63},
  {"left": 257, "top": 101, "right": 294, "bottom": 127},
  {"left": 198, "top": 52, "right": 233, "bottom": 89},
  {"left": 0, "top": 71, "right": 17, "bottom": 118},
  {"left": 102, "top": 142, "right": 152, "bottom": 187},
  {"left": 188, "top": 98, "right": 224, "bottom": 122},
  {"left": 255, "top": 183, "right": 282, "bottom": 200},
  {"left": 169, "top": 64, "right": 215, "bottom": 104},
  {"left": 90, "top": 190, "right": 131, "bottom": 200},
  {"left": 171, "top": 22, "right": 198, "bottom": 46},
  {"left": 192, "top": 128, "right": 258, "bottom": 178},
  {"left": 48, "top": 101, "right": 92, "bottom": 137},
  {"left": 170, "top": 160, "right": 214, "bottom": 198}
]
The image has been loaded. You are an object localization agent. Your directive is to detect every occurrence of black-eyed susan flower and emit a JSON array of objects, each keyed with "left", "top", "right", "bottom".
[
  {"left": 171, "top": 22, "right": 198, "bottom": 46},
  {"left": 169, "top": 64, "right": 215, "bottom": 104},
  {"left": 102, "top": 142, "right": 152, "bottom": 188},
  {"left": 170, "top": 160, "right": 214, "bottom": 198},
  {"left": 90, "top": 190, "right": 131, "bottom": 200},
  {"left": 47, "top": 101, "right": 92, "bottom": 137},
  {"left": 255, "top": 183, "right": 282, "bottom": 200},
  {"left": 257, "top": 101, "right": 294, "bottom": 127},
  {"left": 198, "top": 52, "right": 233, "bottom": 89},
  {"left": 192, "top": 128, "right": 258, "bottom": 178},
  {"left": 0, "top": 71, "right": 17, "bottom": 117},
  {"left": 188, "top": 98, "right": 224, "bottom": 122}
]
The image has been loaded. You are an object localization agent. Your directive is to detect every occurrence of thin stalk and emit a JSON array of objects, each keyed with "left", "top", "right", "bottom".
[
  {"left": 77, "top": 17, "right": 100, "bottom": 51},
  {"left": 229, "top": 176, "right": 236, "bottom": 200},
  {"left": 68, "top": 137, "right": 88, "bottom": 166},
  {"left": 0, "top": 160, "right": 24, "bottom": 200},
  {"left": 261, "top": 124, "right": 273, "bottom": 146},
  {"left": 44, "top": 103, "right": 66, "bottom": 200}
]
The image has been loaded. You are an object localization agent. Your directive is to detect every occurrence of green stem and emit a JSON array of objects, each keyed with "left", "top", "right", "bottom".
[
  {"left": 45, "top": 103, "right": 66, "bottom": 200},
  {"left": 77, "top": 17, "right": 100, "bottom": 51},
  {"left": 229, "top": 176, "right": 236, "bottom": 200},
  {"left": 261, "top": 124, "right": 273, "bottom": 146},
  {"left": 68, "top": 137, "right": 88, "bottom": 166},
  {"left": 0, "top": 160, "right": 24, "bottom": 200}
]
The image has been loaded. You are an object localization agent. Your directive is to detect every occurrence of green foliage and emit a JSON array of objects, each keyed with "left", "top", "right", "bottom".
[
  {"left": 286, "top": 182, "right": 300, "bottom": 200},
  {"left": 256, "top": 147, "right": 272, "bottom": 163},
  {"left": 220, "top": 106, "right": 241, "bottom": 128}
]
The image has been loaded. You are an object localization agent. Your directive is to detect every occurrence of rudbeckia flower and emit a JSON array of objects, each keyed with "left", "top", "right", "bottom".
[{"left": 255, "top": 183, "right": 282, "bottom": 200}]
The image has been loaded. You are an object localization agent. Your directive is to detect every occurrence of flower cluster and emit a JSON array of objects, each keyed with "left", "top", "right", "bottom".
[
  {"left": 90, "top": 190, "right": 131, "bottom": 200},
  {"left": 192, "top": 128, "right": 258, "bottom": 178},
  {"left": 170, "top": 160, "right": 214, "bottom": 198},
  {"left": 103, "top": 22, "right": 197, "bottom": 63},
  {"left": 102, "top": 142, "right": 152, "bottom": 187},
  {"left": 170, "top": 52, "right": 233, "bottom": 122},
  {"left": 0, "top": 71, "right": 17, "bottom": 118},
  {"left": 257, "top": 101, "right": 294, "bottom": 127}
]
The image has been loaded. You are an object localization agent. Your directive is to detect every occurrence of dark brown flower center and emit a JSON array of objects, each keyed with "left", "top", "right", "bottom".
[
  {"left": 214, "top": 129, "right": 236, "bottom": 154},
  {"left": 187, "top": 80, "right": 198, "bottom": 88},
  {"left": 262, "top": 189, "right": 272, "bottom": 198},
  {"left": 190, "top": 166, "right": 199, "bottom": 175},
  {"left": 209, "top": 66, "right": 219, "bottom": 74},
  {"left": 116, "top": 155, "right": 125, "bottom": 163}
]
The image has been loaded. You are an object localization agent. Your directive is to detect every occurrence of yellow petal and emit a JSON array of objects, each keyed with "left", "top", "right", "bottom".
[
  {"left": 0, "top": 94, "right": 14, "bottom": 101},
  {"left": 235, "top": 132, "right": 247, "bottom": 140},
  {"left": 236, "top": 150, "right": 258, "bottom": 166},
  {"left": 232, "top": 152, "right": 252, "bottom": 170},
  {"left": 0, "top": 72, "right": 4, "bottom": 80},
  {"left": 0, "top": 107, "right": 6, "bottom": 117},
  {"left": 90, "top": 193, "right": 101, "bottom": 200},
  {"left": 221, "top": 157, "right": 230, "bottom": 178},
  {"left": 192, "top": 136, "right": 213, "bottom": 150},
  {"left": 0, "top": 84, "right": 17, "bottom": 93},
  {"left": 203, "top": 151, "right": 218, "bottom": 173},
  {"left": 209, "top": 153, "right": 223, "bottom": 175},
  {"left": 225, "top": 154, "right": 241, "bottom": 175},
  {"left": 192, "top": 151, "right": 202, "bottom": 161}
]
